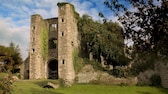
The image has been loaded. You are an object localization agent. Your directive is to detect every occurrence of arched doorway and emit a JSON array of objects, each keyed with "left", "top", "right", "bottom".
[{"left": 48, "top": 59, "right": 58, "bottom": 79}]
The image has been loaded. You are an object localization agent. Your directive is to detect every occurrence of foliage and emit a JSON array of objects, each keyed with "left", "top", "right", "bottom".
[
  {"left": 83, "top": 58, "right": 103, "bottom": 71},
  {"left": 73, "top": 48, "right": 84, "bottom": 73},
  {"left": 150, "top": 74, "right": 161, "bottom": 87},
  {"left": 57, "top": 2, "right": 69, "bottom": 7},
  {"left": 103, "top": 0, "right": 168, "bottom": 56},
  {"left": 108, "top": 67, "right": 125, "bottom": 78},
  {"left": 0, "top": 73, "right": 13, "bottom": 94},
  {"left": 103, "top": 0, "right": 168, "bottom": 74},
  {"left": 0, "top": 42, "right": 23, "bottom": 73},
  {"left": 78, "top": 14, "right": 130, "bottom": 68},
  {"left": 130, "top": 52, "right": 157, "bottom": 75},
  {"left": 40, "top": 22, "right": 48, "bottom": 61}
]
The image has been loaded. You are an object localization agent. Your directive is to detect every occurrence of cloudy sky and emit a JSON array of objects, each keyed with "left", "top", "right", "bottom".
[{"left": 0, "top": 0, "right": 118, "bottom": 60}]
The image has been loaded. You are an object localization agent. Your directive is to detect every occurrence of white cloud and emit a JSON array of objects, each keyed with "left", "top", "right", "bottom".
[
  {"left": 50, "top": 6, "right": 58, "bottom": 18},
  {"left": 0, "top": 16, "right": 29, "bottom": 59},
  {"left": 0, "top": 0, "right": 117, "bottom": 60}
]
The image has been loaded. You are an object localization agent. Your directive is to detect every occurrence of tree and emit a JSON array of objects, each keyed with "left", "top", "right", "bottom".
[
  {"left": 103, "top": 0, "right": 168, "bottom": 56},
  {"left": 0, "top": 42, "right": 23, "bottom": 73},
  {"left": 103, "top": 0, "right": 168, "bottom": 74},
  {"left": 78, "top": 14, "right": 130, "bottom": 67}
]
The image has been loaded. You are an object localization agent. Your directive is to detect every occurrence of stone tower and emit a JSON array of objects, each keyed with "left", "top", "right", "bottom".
[
  {"left": 29, "top": 3, "right": 78, "bottom": 84},
  {"left": 58, "top": 3, "right": 78, "bottom": 84},
  {"left": 29, "top": 14, "right": 47, "bottom": 79}
]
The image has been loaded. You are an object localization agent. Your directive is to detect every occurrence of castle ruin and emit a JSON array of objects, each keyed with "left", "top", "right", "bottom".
[{"left": 26, "top": 3, "right": 78, "bottom": 84}]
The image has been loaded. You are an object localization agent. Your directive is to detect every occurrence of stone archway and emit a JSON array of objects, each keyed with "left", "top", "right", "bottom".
[{"left": 48, "top": 59, "right": 58, "bottom": 79}]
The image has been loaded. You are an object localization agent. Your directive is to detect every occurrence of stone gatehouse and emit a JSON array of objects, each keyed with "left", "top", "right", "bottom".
[{"left": 21, "top": 3, "right": 79, "bottom": 84}]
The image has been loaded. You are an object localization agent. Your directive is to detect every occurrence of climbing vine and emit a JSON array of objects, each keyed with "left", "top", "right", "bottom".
[
  {"left": 40, "top": 21, "right": 48, "bottom": 61},
  {"left": 72, "top": 48, "right": 83, "bottom": 73}
]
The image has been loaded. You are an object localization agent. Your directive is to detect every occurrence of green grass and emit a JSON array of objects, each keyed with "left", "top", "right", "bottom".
[
  {"left": 12, "top": 80, "right": 59, "bottom": 94},
  {"left": 0, "top": 73, "right": 9, "bottom": 79},
  {"left": 12, "top": 80, "right": 168, "bottom": 94}
]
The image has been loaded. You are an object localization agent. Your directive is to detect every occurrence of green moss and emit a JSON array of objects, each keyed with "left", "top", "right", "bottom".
[
  {"left": 57, "top": 2, "right": 70, "bottom": 7},
  {"left": 40, "top": 21, "right": 48, "bottom": 61},
  {"left": 72, "top": 48, "right": 83, "bottom": 73}
]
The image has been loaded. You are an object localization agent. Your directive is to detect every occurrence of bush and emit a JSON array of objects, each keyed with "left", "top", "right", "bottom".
[
  {"left": 150, "top": 74, "right": 161, "bottom": 87},
  {"left": 83, "top": 58, "right": 103, "bottom": 71},
  {"left": 0, "top": 74, "right": 13, "bottom": 94},
  {"left": 108, "top": 67, "right": 125, "bottom": 78}
]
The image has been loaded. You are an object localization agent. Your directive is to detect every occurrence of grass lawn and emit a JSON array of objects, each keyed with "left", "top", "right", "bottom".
[{"left": 12, "top": 80, "right": 168, "bottom": 94}]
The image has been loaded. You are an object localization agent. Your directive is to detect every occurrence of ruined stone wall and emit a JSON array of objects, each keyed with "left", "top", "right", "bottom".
[
  {"left": 58, "top": 4, "right": 78, "bottom": 84},
  {"left": 29, "top": 14, "right": 47, "bottom": 79},
  {"left": 156, "top": 63, "right": 168, "bottom": 88},
  {"left": 45, "top": 18, "right": 58, "bottom": 59},
  {"left": 20, "top": 56, "right": 29, "bottom": 79},
  {"left": 28, "top": 3, "right": 78, "bottom": 82},
  {"left": 137, "top": 62, "right": 168, "bottom": 88}
]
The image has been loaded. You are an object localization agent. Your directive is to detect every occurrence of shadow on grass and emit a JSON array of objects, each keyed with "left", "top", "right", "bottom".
[
  {"left": 137, "top": 91, "right": 152, "bottom": 94},
  {"left": 33, "top": 80, "right": 59, "bottom": 87},
  {"left": 31, "top": 88, "right": 63, "bottom": 94},
  {"left": 137, "top": 87, "right": 168, "bottom": 94},
  {"left": 159, "top": 88, "right": 168, "bottom": 94}
]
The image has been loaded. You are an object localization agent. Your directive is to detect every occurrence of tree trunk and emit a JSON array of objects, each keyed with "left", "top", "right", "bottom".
[
  {"left": 89, "top": 52, "right": 93, "bottom": 61},
  {"left": 100, "top": 55, "right": 106, "bottom": 67}
]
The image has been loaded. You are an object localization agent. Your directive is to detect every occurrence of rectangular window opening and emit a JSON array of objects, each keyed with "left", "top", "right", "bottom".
[
  {"left": 62, "top": 19, "right": 64, "bottom": 22},
  {"left": 62, "top": 32, "right": 64, "bottom": 36},
  {"left": 71, "top": 41, "right": 74, "bottom": 46},
  {"left": 51, "top": 24, "right": 57, "bottom": 29},
  {"left": 32, "top": 48, "right": 35, "bottom": 53},
  {"left": 62, "top": 59, "right": 65, "bottom": 64},
  {"left": 32, "top": 26, "right": 35, "bottom": 30}
]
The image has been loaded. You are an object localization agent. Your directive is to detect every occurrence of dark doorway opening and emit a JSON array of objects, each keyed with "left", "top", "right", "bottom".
[{"left": 48, "top": 59, "right": 58, "bottom": 79}]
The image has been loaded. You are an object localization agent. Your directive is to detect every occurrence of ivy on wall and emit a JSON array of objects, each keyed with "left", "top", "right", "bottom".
[
  {"left": 40, "top": 21, "right": 48, "bottom": 61},
  {"left": 72, "top": 48, "right": 83, "bottom": 73}
]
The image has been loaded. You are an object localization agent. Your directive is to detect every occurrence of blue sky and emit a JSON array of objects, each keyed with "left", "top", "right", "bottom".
[{"left": 0, "top": 0, "right": 118, "bottom": 59}]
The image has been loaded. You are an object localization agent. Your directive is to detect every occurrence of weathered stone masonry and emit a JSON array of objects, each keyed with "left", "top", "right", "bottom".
[{"left": 29, "top": 3, "right": 78, "bottom": 84}]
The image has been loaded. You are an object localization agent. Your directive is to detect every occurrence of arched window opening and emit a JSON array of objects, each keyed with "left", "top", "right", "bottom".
[{"left": 48, "top": 59, "right": 58, "bottom": 79}]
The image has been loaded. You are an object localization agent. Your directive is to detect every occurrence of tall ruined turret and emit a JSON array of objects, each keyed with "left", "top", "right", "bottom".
[
  {"left": 29, "top": 14, "right": 47, "bottom": 79},
  {"left": 28, "top": 3, "right": 78, "bottom": 85},
  {"left": 57, "top": 3, "right": 78, "bottom": 85}
]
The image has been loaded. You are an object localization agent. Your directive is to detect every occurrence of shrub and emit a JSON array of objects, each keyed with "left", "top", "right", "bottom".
[
  {"left": 150, "top": 74, "right": 161, "bottom": 87},
  {"left": 83, "top": 58, "right": 103, "bottom": 71},
  {"left": 0, "top": 74, "right": 13, "bottom": 94},
  {"left": 108, "top": 67, "right": 125, "bottom": 78}
]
